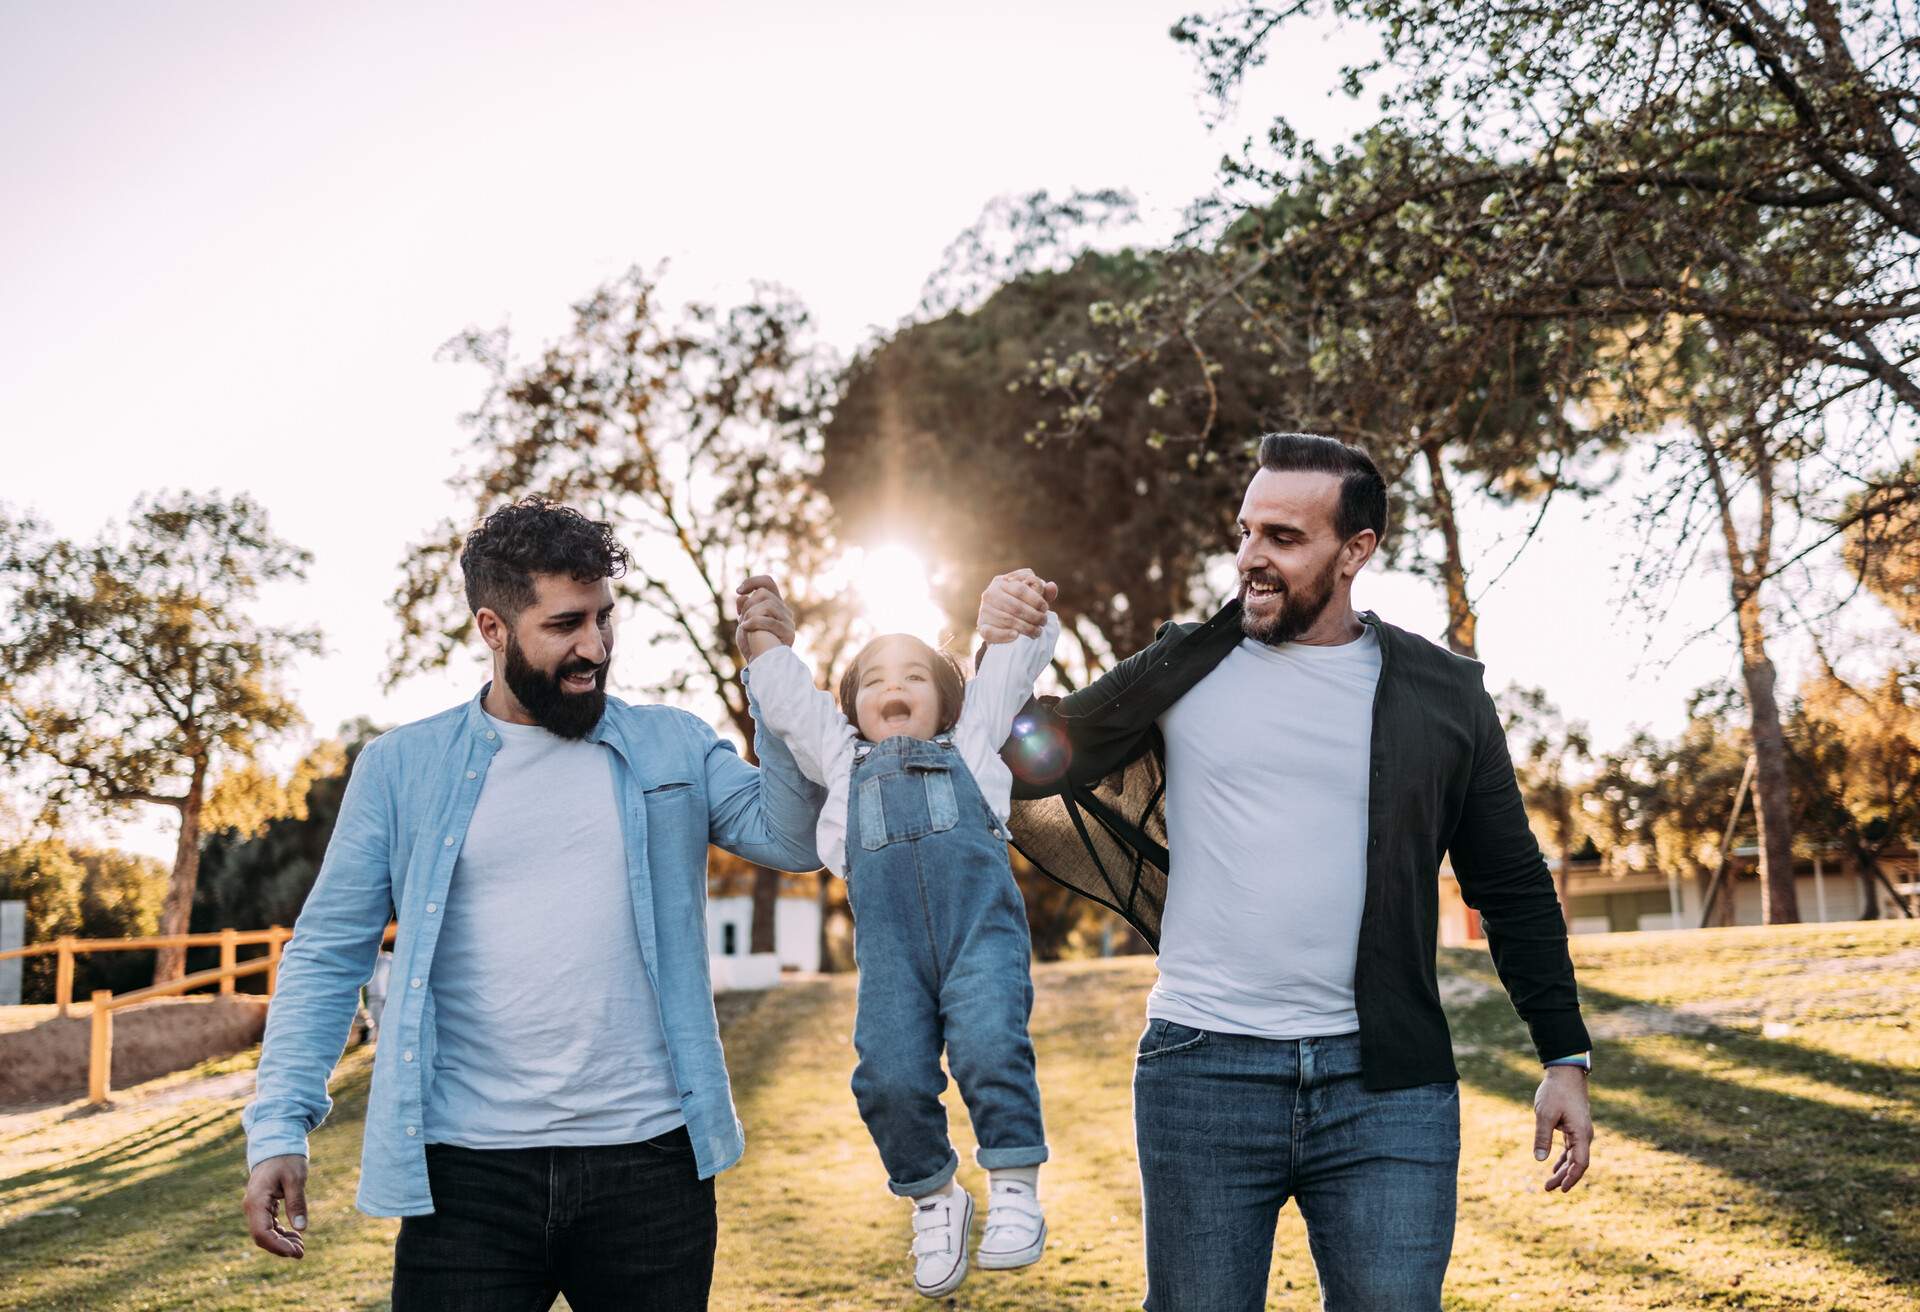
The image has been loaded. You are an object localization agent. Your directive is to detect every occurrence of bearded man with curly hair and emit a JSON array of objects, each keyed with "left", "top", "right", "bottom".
[{"left": 239, "top": 497, "right": 825, "bottom": 1311}]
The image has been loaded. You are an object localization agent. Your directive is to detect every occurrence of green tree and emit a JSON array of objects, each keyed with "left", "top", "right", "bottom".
[
  {"left": 1586, "top": 686, "right": 1756, "bottom": 926},
  {"left": 194, "top": 734, "right": 363, "bottom": 930},
  {"left": 1844, "top": 459, "right": 1920, "bottom": 632},
  {"left": 1789, "top": 663, "right": 1920, "bottom": 920},
  {"left": 1035, "top": 164, "right": 1620, "bottom": 658},
  {"left": 0, "top": 839, "right": 167, "bottom": 1002},
  {"left": 1171, "top": 1, "right": 1920, "bottom": 429},
  {"left": 0, "top": 839, "right": 82, "bottom": 1001},
  {"left": 0, "top": 493, "right": 324, "bottom": 981},
  {"left": 823, "top": 248, "right": 1256, "bottom": 679},
  {"left": 391, "top": 266, "right": 851, "bottom": 953},
  {"left": 1498, "top": 685, "right": 1593, "bottom": 925}
]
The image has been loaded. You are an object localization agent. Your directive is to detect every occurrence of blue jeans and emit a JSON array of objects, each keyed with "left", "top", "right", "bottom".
[
  {"left": 1134, "top": 1024, "right": 1458, "bottom": 1311},
  {"left": 845, "top": 733, "right": 1048, "bottom": 1197},
  {"left": 391, "top": 1127, "right": 714, "bottom": 1310}
]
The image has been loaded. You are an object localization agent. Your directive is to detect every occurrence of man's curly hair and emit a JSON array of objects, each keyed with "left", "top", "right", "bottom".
[{"left": 460, "top": 496, "right": 629, "bottom": 621}]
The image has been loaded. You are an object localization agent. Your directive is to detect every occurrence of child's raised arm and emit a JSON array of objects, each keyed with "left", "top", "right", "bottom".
[
  {"left": 741, "top": 649, "right": 856, "bottom": 793},
  {"left": 735, "top": 574, "right": 855, "bottom": 789},
  {"left": 963, "top": 609, "right": 1061, "bottom": 752}
]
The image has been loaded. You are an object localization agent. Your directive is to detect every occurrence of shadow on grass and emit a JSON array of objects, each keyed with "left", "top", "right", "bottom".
[
  {"left": 6, "top": 1105, "right": 235, "bottom": 1196},
  {"left": 0, "top": 1069, "right": 389, "bottom": 1311},
  {"left": 1442, "top": 950, "right": 1920, "bottom": 1293},
  {"left": 1, "top": 991, "right": 811, "bottom": 1311},
  {"left": 718, "top": 978, "right": 851, "bottom": 1108}
]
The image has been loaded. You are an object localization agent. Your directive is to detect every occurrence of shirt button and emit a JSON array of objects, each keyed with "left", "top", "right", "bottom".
[
  {"left": 443, "top": 836, "right": 454, "bottom": 847},
  {"left": 410, "top": 978, "right": 422, "bottom": 988},
  {"left": 426, "top": 903, "right": 438, "bottom": 914},
  {"left": 466, "top": 770, "right": 477, "bottom": 780},
  {"left": 403, "top": 1050, "right": 414, "bottom": 1062},
  {"left": 485, "top": 730, "right": 497, "bottom": 741},
  {"left": 406, "top": 1125, "right": 418, "bottom": 1137}
]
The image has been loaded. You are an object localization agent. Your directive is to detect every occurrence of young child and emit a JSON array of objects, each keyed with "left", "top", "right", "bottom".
[{"left": 743, "top": 590, "right": 1060, "bottom": 1299}]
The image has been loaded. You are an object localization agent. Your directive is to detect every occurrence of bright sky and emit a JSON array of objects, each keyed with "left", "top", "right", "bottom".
[{"left": 0, "top": 2, "right": 1839, "bottom": 858}]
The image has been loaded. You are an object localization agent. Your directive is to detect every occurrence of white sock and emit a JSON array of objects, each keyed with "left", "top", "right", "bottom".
[
  {"left": 989, "top": 1166, "right": 1039, "bottom": 1196},
  {"left": 911, "top": 1176, "right": 960, "bottom": 1204}
]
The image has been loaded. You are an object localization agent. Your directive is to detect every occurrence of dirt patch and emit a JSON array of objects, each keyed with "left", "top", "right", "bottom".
[
  {"left": 1792, "top": 945, "right": 1920, "bottom": 977},
  {"left": 1438, "top": 972, "right": 1496, "bottom": 1009},
  {"left": 1586, "top": 1002, "right": 1720, "bottom": 1040},
  {"left": 0, "top": 996, "right": 268, "bottom": 1107}
]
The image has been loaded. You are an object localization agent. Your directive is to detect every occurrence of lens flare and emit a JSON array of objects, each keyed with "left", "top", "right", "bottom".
[{"left": 1005, "top": 707, "right": 1072, "bottom": 787}]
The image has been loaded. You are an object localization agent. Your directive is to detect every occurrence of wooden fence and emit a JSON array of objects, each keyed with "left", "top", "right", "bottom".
[{"left": 0, "top": 924, "right": 396, "bottom": 1105}]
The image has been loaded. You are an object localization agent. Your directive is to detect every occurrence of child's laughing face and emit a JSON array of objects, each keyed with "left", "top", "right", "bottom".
[{"left": 852, "top": 636, "right": 945, "bottom": 741}]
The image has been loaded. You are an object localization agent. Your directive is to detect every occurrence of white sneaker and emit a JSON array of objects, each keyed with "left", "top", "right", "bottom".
[
  {"left": 976, "top": 1178, "right": 1047, "bottom": 1270},
  {"left": 910, "top": 1185, "right": 973, "bottom": 1298}
]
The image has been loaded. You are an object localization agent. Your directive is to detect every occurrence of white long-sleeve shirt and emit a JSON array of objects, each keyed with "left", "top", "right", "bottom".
[{"left": 745, "top": 614, "right": 1060, "bottom": 877}]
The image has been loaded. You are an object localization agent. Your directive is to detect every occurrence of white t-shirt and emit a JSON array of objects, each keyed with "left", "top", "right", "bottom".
[
  {"left": 423, "top": 712, "right": 684, "bottom": 1148},
  {"left": 1148, "top": 627, "right": 1382, "bottom": 1039},
  {"left": 745, "top": 614, "right": 1060, "bottom": 877}
]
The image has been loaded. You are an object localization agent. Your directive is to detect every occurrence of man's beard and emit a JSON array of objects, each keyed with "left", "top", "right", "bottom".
[
  {"left": 1239, "top": 554, "right": 1341, "bottom": 646},
  {"left": 503, "top": 634, "right": 608, "bottom": 740}
]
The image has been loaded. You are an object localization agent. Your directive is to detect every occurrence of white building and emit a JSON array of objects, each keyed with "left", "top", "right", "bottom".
[
  {"left": 1438, "top": 844, "right": 1917, "bottom": 945},
  {"left": 705, "top": 852, "right": 827, "bottom": 991}
]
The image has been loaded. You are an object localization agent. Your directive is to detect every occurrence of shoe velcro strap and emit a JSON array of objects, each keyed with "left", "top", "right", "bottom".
[
  {"left": 911, "top": 1233, "right": 955, "bottom": 1258},
  {"left": 985, "top": 1196, "right": 1045, "bottom": 1223}
]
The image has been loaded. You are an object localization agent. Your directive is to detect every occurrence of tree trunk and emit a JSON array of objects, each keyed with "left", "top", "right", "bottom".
[
  {"left": 750, "top": 868, "right": 781, "bottom": 955},
  {"left": 817, "top": 872, "right": 836, "bottom": 972},
  {"left": 1697, "top": 861, "right": 1736, "bottom": 927},
  {"left": 1855, "top": 848, "right": 1884, "bottom": 920},
  {"left": 1422, "top": 442, "right": 1478, "bottom": 658},
  {"left": 153, "top": 761, "right": 208, "bottom": 984},
  {"left": 1733, "top": 626, "right": 1801, "bottom": 924},
  {"left": 1702, "top": 433, "right": 1799, "bottom": 925}
]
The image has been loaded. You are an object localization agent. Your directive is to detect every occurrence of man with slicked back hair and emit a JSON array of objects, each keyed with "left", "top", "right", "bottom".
[{"left": 978, "top": 434, "right": 1595, "bottom": 1312}]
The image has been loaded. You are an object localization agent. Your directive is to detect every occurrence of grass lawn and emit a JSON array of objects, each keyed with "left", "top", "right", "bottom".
[{"left": 1, "top": 920, "right": 1915, "bottom": 1310}]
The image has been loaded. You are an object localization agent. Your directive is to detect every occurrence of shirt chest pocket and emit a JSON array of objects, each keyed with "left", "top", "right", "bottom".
[
  {"left": 857, "top": 761, "right": 959, "bottom": 851},
  {"left": 633, "top": 776, "right": 698, "bottom": 846},
  {"left": 640, "top": 777, "right": 698, "bottom": 823}
]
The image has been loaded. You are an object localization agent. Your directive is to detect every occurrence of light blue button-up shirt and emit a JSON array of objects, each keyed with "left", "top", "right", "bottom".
[{"left": 242, "top": 685, "right": 825, "bottom": 1217}]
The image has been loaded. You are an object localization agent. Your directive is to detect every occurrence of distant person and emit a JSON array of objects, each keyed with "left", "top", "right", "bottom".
[
  {"left": 239, "top": 497, "right": 826, "bottom": 1311},
  {"left": 977, "top": 433, "right": 1596, "bottom": 1312},
  {"left": 744, "top": 594, "right": 1057, "bottom": 1298}
]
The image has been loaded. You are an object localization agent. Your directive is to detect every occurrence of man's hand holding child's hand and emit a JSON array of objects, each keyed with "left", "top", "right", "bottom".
[
  {"left": 977, "top": 568, "right": 1057, "bottom": 643},
  {"left": 736, "top": 575, "right": 797, "bottom": 661}
]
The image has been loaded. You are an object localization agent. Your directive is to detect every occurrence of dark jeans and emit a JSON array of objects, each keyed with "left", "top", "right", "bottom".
[
  {"left": 1134, "top": 1024, "right": 1459, "bottom": 1312},
  {"left": 391, "top": 1125, "right": 715, "bottom": 1311}
]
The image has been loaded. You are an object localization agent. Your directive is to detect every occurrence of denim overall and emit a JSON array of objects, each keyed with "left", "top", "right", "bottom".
[{"left": 844, "top": 731, "right": 1049, "bottom": 1197}]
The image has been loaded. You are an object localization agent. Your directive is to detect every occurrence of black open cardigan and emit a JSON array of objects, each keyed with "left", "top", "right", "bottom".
[{"left": 1000, "top": 600, "right": 1590, "bottom": 1090}]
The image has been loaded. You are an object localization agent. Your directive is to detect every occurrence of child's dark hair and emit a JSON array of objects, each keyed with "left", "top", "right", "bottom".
[{"left": 838, "top": 634, "right": 968, "bottom": 736}]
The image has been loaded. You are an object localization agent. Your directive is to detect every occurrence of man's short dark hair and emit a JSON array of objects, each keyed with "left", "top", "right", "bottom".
[
  {"left": 460, "top": 496, "right": 629, "bottom": 621},
  {"left": 1256, "top": 432, "right": 1388, "bottom": 542}
]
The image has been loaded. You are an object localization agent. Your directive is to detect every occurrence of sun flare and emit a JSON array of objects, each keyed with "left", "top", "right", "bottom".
[{"left": 845, "top": 543, "right": 947, "bottom": 646}]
